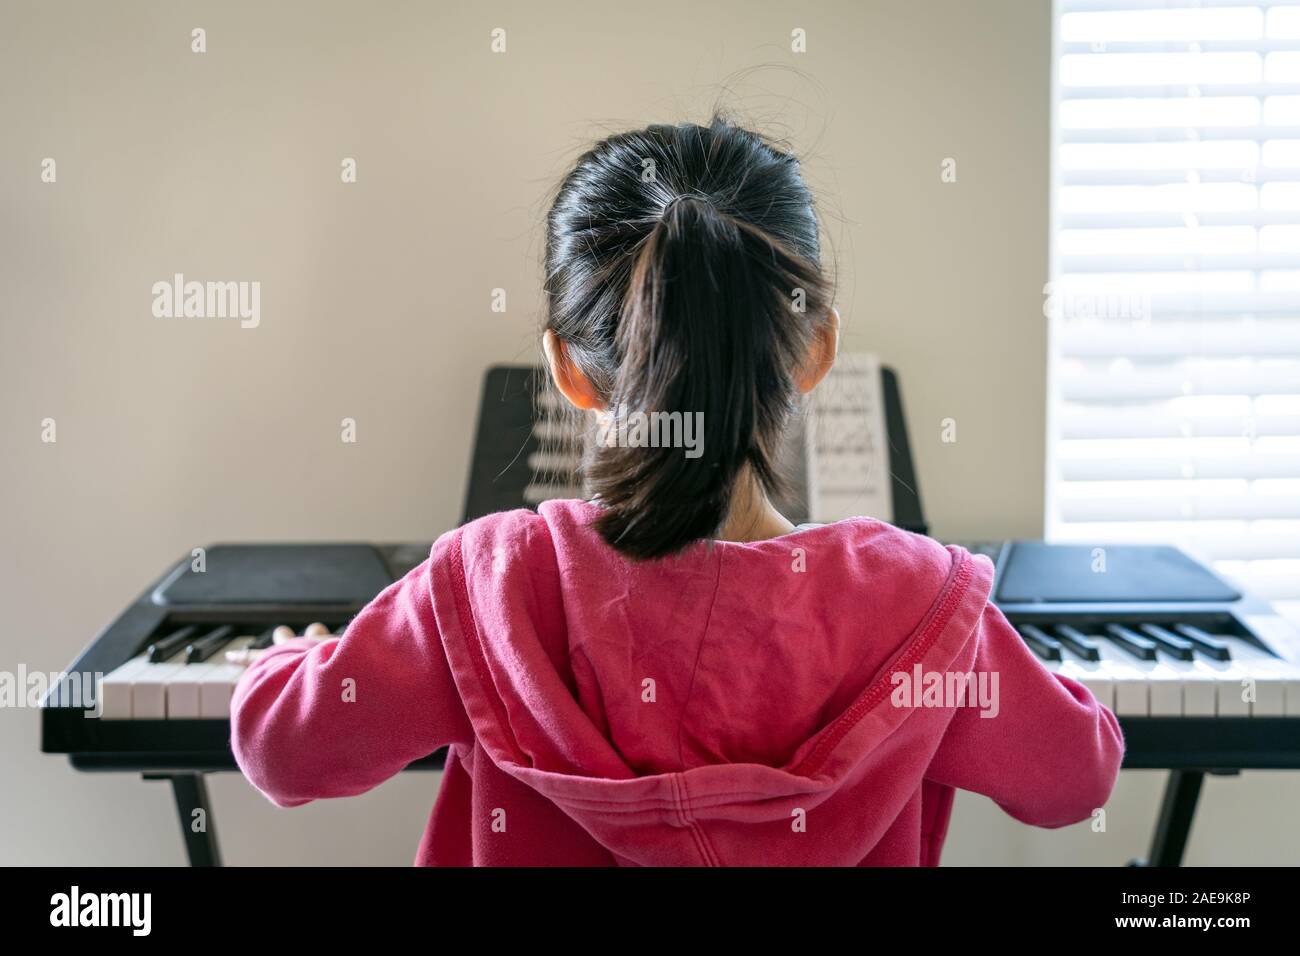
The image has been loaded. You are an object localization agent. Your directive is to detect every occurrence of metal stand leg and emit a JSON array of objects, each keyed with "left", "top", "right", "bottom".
[
  {"left": 145, "top": 772, "right": 223, "bottom": 866},
  {"left": 1144, "top": 770, "right": 1203, "bottom": 867}
]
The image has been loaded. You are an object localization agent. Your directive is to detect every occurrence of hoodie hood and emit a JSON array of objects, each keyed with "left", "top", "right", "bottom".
[{"left": 427, "top": 499, "right": 995, "bottom": 866}]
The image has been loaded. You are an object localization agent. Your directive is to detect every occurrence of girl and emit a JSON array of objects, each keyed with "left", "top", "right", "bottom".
[{"left": 231, "top": 117, "right": 1123, "bottom": 866}]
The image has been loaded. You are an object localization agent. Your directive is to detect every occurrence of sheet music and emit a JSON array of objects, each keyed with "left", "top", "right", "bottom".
[{"left": 806, "top": 352, "right": 893, "bottom": 523}]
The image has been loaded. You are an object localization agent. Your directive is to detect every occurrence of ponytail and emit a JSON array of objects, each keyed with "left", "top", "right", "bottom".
[{"left": 544, "top": 118, "right": 832, "bottom": 559}]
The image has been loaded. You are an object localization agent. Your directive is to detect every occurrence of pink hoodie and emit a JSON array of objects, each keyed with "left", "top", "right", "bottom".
[{"left": 232, "top": 499, "right": 1124, "bottom": 866}]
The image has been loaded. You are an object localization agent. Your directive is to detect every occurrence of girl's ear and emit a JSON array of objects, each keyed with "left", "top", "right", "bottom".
[
  {"left": 543, "top": 329, "right": 605, "bottom": 410},
  {"left": 794, "top": 306, "right": 840, "bottom": 394}
]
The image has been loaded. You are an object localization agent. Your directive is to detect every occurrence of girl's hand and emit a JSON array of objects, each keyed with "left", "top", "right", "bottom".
[{"left": 225, "top": 622, "right": 333, "bottom": 665}]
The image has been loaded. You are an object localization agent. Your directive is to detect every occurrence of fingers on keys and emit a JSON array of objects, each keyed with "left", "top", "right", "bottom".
[
  {"left": 228, "top": 623, "right": 333, "bottom": 663},
  {"left": 224, "top": 646, "right": 263, "bottom": 665}
]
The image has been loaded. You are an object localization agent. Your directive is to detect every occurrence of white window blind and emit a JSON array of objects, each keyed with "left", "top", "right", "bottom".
[{"left": 1048, "top": 0, "right": 1300, "bottom": 617}]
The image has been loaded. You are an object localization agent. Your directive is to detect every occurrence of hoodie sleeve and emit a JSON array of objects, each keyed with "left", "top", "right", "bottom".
[
  {"left": 231, "top": 558, "right": 473, "bottom": 808},
  {"left": 924, "top": 602, "right": 1124, "bottom": 828}
]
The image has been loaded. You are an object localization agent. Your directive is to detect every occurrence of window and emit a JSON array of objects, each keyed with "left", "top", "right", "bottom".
[{"left": 1048, "top": 1, "right": 1300, "bottom": 619}]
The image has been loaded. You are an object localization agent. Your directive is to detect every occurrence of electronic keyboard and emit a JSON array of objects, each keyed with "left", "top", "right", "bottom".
[
  {"left": 970, "top": 540, "right": 1300, "bottom": 768},
  {"left": 42, "top": 540, "right": 1300, "bottom": 758},
  {"left": 40, "top": 543, "right": 437, "bottom": 771},
  {"left": 40, "top": 365, "right": 1300, "bottom": 866}
]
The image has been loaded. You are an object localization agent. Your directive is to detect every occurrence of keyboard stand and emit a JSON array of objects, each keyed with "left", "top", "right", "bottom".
[
  {"left": 145, "top": 772, "right": 222, "bottom": 867},
  {"left": 1135, "top": 768, "right": 1243, "bottom": 867},
  {"left": 1136, "top": 770, "right": 1203, "bottom": 867}
]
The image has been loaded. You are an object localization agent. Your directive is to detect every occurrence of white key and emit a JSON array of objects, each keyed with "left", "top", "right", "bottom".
[
  {"left": 1160, "top": 655, "right": 1217, "bottom": 716},
  {"left": 1283, "top": 669, "right": 1300, "bottom": 718},
  {"left": 1111, "top": 626, "right": 1185, "bottom": 716},
  {"left": 167, "top": 636, "right": 254, "bottom": 718},
  {"left": 1028, "top": 622, "right": 1300, "bottom": 719},
  {"left": 1097, "top": 645, "right": 1151, "bottom": 717},
  {"left": 1252, "top": 670, "right": 1289, "bottom": 716},
  {"left": 194, "top": 635, "right": 259, "bottom": 718},
  {"left": 1275, "top": 662, "right": 1300, "bottom": 718},
  {"left": 1191, "top": 653, "right": 1251, "bottom": 716},
  {"left": 1230, "top": 617, "right": 1300, "bottom": 716},
  {"left": 198, "top": 662, "right": 247, "bottom": 718},
  {"left": 1231, "top": 643, "right": 1300, "bottom": 717},
  {"left": 1140, "top": 638, "right": 1219, "bottom": 717},
  {"left": 98, "top": 655, "right": 152, "bottom": 720},
  {"left": 166, "top": 674, "right": 201, "bottom": 719},
  {"left": 1145, "top": 658, "right": 1185, "bottom": 717},
  {"left": 130, "top": 652, "right": 189, "bottom": 718}
]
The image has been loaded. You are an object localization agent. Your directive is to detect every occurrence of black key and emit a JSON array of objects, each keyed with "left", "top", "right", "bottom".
[
  {"left": 1016, "top": 624, "right": 1063, "bottom": 661},
  {"left": 1103, "top": 624, "right": 1159, "bottom": 661},
  {"left": 1052, "top": 625, "right": 1102, "bottom": 662},
  {"left": 1172, "top": 624, "right": 1232, "bottom": 661},
  {"left": 249, "top": 627, "right": 276, "bottom": 650},
  {"left": 1136, "top": 624, "right": 1196, "bottom": 661},
  {"left": 185, "top": 625, "right": 236, "bottom": 663},
  {"left": 146, "top": 625, "right": 199, "bottom": 663}
]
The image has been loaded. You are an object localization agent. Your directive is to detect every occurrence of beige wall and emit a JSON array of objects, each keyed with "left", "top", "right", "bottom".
[{"left": 3, "top": 0, "right": 1296, "bottom": 865}]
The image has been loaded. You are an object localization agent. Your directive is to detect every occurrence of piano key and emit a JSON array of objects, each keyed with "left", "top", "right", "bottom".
[
  {"left": 248, "top": 627, "right": 276, "bottom": 650},
  {"left": 1016, "top": 624, "right": 1063, "bottom": 662},
  {"left": 184, "top": 624, "right": 236, "bottom": 663},
  {"left": 1227, "top": 642, "right": 1300, "bottom": 717},
  {"left": 1052, "top": 624, "right": 1102, "bottom": 662},
  {"left": 1243, "top": 613, "right": 1300, "bottom": 715},
  {"left": 1136, "top": 624, "right": 1196, "bottom": 661},
  {"left": 1175, "top": 649, "right": 1250, "bottom": 716},
  {"left": 168, "top": 635, "right": 254, "bottom": 718},
  {"left": 130, "top": 651, "right": 190, "bottom": 718},
  {"left": 1049, "top": 631, "right": 1249, "bottom": 717},
  {"left": 146, "top": 625, "right": 200, "bottom": 663},
  {"left": 98, "top": 655, "right": 153, "bottom": 719},
  {"left": 1045, "top": 632, "right": 1149, "bottom": 712},
  {"left": 996, "top": 617, "right": 1300, "bottom": 718},
  {"left": 1268, "top": 664, "right": 1300, "bottom": 717},
  {"left": 198, "top": 661, "right": 248, "bottom": 718},
  {"left": 1216, "top": 663, "right": 1252, "bottom": 716},
  {"left": 1144, "top": 659, "right": 1184, "bottom": 716},
  {"left": 1101, "top": 633, "right": 1263, "bottom": 717},
  {"left": 1171, "top": 624, "right": 1232, "bottom": 661},
  {"left": 1103, "top": 634, "right": 1190, "bottom": 716},
  {"left": 1146, "top": 648, "right": 1230, "bottom": 717},
  {"left": 1103, "top": 624, "right": 1160, "bottom": 662},
  {"left": 1251, "top": 670, "right": 1287, "bottom": 716},
  {"left": 1098, "top": 648, "right": 1151, "bottom": 716},
  {"left": 1159, "top": 656, "right": 1218, "bottom": 717}
]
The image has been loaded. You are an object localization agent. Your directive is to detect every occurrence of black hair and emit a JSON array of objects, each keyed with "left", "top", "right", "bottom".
[{"left": 544, "top": 116, "right": 833, "bottom": 560}]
